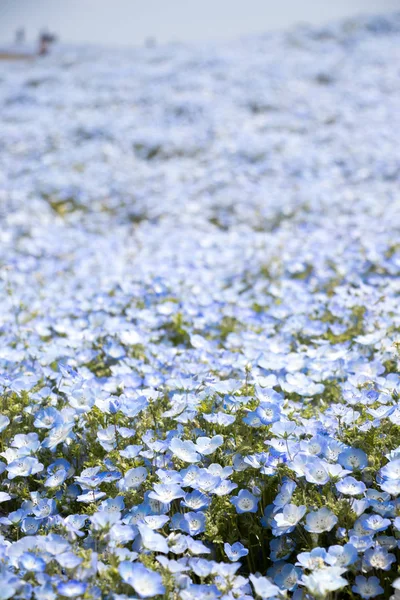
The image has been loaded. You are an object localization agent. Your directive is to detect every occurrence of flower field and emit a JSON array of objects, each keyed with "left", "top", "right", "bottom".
[{"left": 1, "top": 12, "right": 400, "bottom": 600}]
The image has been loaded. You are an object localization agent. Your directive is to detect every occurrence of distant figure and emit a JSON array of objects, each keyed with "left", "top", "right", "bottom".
[
  {"left": 38, "top": 31, "right": 57, "bottom": 56},
  {"left": 145, "top": 37, "right": 157, "bottom": 49},
  {"left": 15, "top": 28, "right": 25, "bottom": 45}
]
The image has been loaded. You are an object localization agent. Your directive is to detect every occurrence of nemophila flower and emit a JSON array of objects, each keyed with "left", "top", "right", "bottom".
[
  {"left": 10, "top": 432, "right": 41, "bottom": 456},
  {"left": 360, "top": 514, "right": 391, "bottom": 533},
  {"left": 148, "top": 483, "right": 185, "bottom": 504},
  {"left": 380, "top": 458, "right": 400, "bottom": 480},
  {"left": 349, "top": 535, "right": 375, "bottom": 552},
  {"left": 303, "top": 457, "right": 330, "bottom": 485},
  {"left": 224, "top": 542, "right": 248, "bottom": 562},
  {"left": 99, "top": 496, "right": 125, "bottom": 513},
  {"left": 325, "top": 544, "right": 358, "bottom": 567},
  {"left": 189, "top": 558, "right": 215, "bottom": 577},
  {"left": 182, "top": 511, "right": 206, "bottom": 536},
  {"left": 270, "top": 422, "right": 297, "bottom": 438},
  {"left": 59, "top": 363, "right": 80, "bottom": 381},
  {"left": 32, "top": 498, "right": 56, "bottom": 518},
  {"left": 280, "top": 372, "right": 324, "bottom": 396},
  {"left": 243, "top": 410, "right": 263, "bottom": 427},
  {"left": 170, "top": 438, "right": 200, "bottom": 463},
  {"left": 338, "top": 448, "right": 368, "bottom": 471},
  {"left": 120, "top": 395, "right": 148, "bottom": 418},
  {"left": 64, "top": 514, "right": 87, "bottom": 537},
  {"left": 275, "top": 563, "right": 301, "bottom": 591},
  {"left": 257, "top": 402, "right": 281, "bottom": 424},
  {"left": 232, "top": 454, "right": 248, "bottom": 472},
  {"left": 352, "top": 575, "right": 384, "bottom": 599},
  {"left": 56, "top": 551, "right": 82, "bottom": 569},
  {"left": 0, "top": 415, "right": 10, "bottom": 433},
  {"left": 195, "top": 435, "right": 223, "bottom": 455},
  {"left": 91, "top": 510, "right": 121, "bottom": 530},
  {"left": 301, "top": 567, "right": 348, "bottom": 597},
  {"left": 0, "top": 573, "right": 21, "bottom": 600},
  {"left": 118, "top": 466, "right": 148, "bottom": 491},
  {"left": 363, "top": 546, "right": 396, "bottom": 571},
  {"left": 336, "top": 476, "right": 366, "bottom": 496},
  {"left": 45, "top": 466, "right": 68, "bottom": 488},
  {"left": 68, "top": 388, "right": 96, "bottom": 414},
  {"left": 203, "top": 412, "right": 235, "bottom": 426},
  {"left": 137, "top": 524, "right": 169, "bottom": 553},
  {"left": 57, "top": 581, "right": 88, "bottom": 597},
  {"left": 75, "top": 466, "right": 108, "bottom": 489},
  {"left": 0, "top": 14, "right": 400, "bottom": 600},
  {"left": 180, "top": 583, "right": 221, "bottom": 600},
  {"left": 19, "top": 551, "right": 46, "bottom": 572},
  {"left": 296, "top": 547, "right": 327, "bottom": 569},
  {"left": 375, "top": 535, "right": 397, "bottom": 551},
  {"left": 213, "top": 478, "right": 238, "bottom": 496},
  {"left": 185, "top": 535, "right": 211, "bottom": 555},
  {"left": 34, "top": 407, "right": 63, "bottom": 429},
  {"left": 379, "top": 479, "right": 400, "bottom": 495},
  {"left": 156, "top": 468, "right": 183, "bottom": 484},
  {"left": 300, "top": 435, "right": 327, "bottom": 456},
  {"left": 192, "top": 470, "right": 221, "bottom": 493},
  {"left": 6, "top": 457, "right": 44, "bottom": 479},
  {"left": 181, "top": 490, "right": 211, "bottom": 510},
  {"left": 272, "top": 504, "right": 307, "bottom": 536},
  {"left": 272, "top": 479, "right": 297, "bottom": 507},
  {"left": 42, "top": 423, "right": 75, "bottom": 451},
  {"left": 230, "top": 489, "right": 258, "bottom": 514},
  {"left": 324, "top": 438, "right": 347, "bottom": 462},
  {"left": 97, "top": 426, "right": 116, "bottom": 451},
  {"left": 249, "top": 575, "right": 280, "bottom": 599},
  {"left": 270, "top": 536, "right": 295, "bottom": 561},
  {"left": 77, "top": 490, "right": 106, "bottom": 503},
  {"left": 304, "top": 508, "right": 338, "bottom": 533},
  {"left": 143, "top": 514, "right": 169, "bottom": 529},
  {"left": 119, "top": 444, "right": 143, "bottom": 458}
]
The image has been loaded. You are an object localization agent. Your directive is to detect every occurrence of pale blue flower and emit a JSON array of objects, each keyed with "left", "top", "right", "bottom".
[
  {"left": 304, "top": 508, "right": 338, "bottom": 533},
  {"left": 230, "top": 489, "right": 258, "bottom": 514},
  {"left": 224, "top": 541, "right": 248, "bottom": 561},
  {"left": 119, "top": 561, "right": 165, "bottom": 597}
]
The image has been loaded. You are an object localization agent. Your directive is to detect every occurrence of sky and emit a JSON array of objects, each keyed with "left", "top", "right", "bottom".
[{"left": 0, "top": 0, "right": 399, "bottom": 46}]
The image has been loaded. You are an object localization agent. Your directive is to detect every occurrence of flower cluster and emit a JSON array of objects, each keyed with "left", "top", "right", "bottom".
[{"left": 0, "top": 11, "right": 400, "bottom": 600}]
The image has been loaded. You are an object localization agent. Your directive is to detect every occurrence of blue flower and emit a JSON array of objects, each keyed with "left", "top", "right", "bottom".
[
  {"left": 224, "top": 541, "right": 249, "bottom": 561},
  {"left": 230, "top": 489, "right": 259, "bottom": 514},
  {"left": 148, "top": 483, "right": 185, "bottom": 504},
  {"left": 338, "top": 448, "right": 368, "bottom": 471},
  {"left": 19, "top": 552, "right": 46, "bottom": 572},
  {"left": 301, "top": 567, "right": 348, "bottom": 597},
  {"left": 272, "top": 504, "right": 307, "bottom": 535},
  {"left": 249, "top": 575, "right": 280, "bottom": 599},
  {"left": 304, "top": 508, "right": 338, "bottom": 533},
  {"left": 57, "top": 581, "right": 88, "bottom": 598},
  {"left": 137, "top": 524, "right": 169, "bottom": 554},
  {"left": 352, "top": 575, "right": 384, "bottom": 599},
  {"left": 274, "top": 563, "right": 301, "bottom": 591},
  {"left": 6, "top": 457, "right": 44, "bottom": 479},
  {"left": 363, "top": 546, "right": 396, "bottom": 571},
  {"left": 195, "top": 435, "right": 223, "bottom": 455},
  {"left": 118, "top": 466, "right": 148, "bottom": 491},
  {"left": 119, "top": 562, "right": 165, "bottom": 597},
  {"left": 182, "top": 511, "right": 206, "bottom": 536},
  {"left": 336, "top": 476, "right": 366, "bottom": 496},
  {"left": 170, "top": 438, "right": 200, "bottom": 463},
  {"left": 325, "top": 543, "right": 358, "bottom": 567}
]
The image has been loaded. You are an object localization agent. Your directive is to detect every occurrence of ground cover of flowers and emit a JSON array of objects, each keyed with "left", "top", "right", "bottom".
[{"left": 1, "top": 12, "right": 400, "bottom": 600}]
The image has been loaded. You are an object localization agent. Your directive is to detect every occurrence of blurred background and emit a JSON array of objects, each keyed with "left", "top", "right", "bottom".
[{"left": 1, "top": 0, "right": 400, "bottom": 46}]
